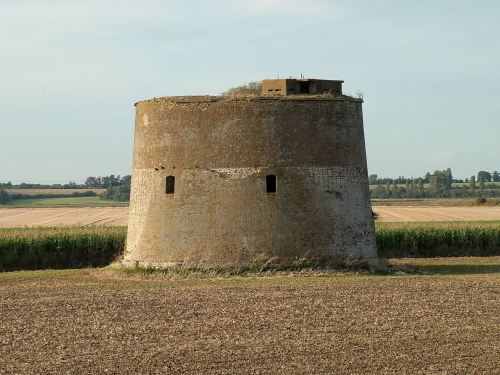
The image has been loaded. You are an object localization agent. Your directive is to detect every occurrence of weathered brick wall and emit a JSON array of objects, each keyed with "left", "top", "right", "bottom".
[{"left": 124, "top": 96, "right": 378, "bottom": 267}]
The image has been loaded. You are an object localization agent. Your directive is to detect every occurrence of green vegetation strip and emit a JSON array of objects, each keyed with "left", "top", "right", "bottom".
[
  {"left": 376, "top": 221, "right": 500, "bottom": 258},
  {"left": 0, "top": 226, "right": 126, "bottom": 271},
  {"left": 4, "top": 196, "right": 128, "bottom": 207},
  {"left": 0, "top": 223, "right": 499, "bottom": 271}
]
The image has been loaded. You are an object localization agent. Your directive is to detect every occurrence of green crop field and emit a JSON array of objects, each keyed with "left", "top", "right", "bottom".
[
  {"left": 1, "top": 222, "right": 499, "bottom": 271},
  {"left": 5, "top": 188, "right": 106, "bottom": 196},
  {"left": 0, "top": 226, "right": 126, "bottom": 270},
  {"left": 4, "top": 196, "right": 128, "bottom": 207},
  {"left": 375, "top": 221, "right": 500, "bottom": 258}
]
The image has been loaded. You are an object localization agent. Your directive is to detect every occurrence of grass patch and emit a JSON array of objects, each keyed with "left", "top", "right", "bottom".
[
  {"left": 388, "top": 257, "right": 500, "bottom": 275},
  {"left": 0, "top": 268, "right": 83, "bottom": 282}
]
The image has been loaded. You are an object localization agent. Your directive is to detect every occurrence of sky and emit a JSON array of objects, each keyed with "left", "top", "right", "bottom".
[{"left": 0, "top": 0, "right": 499, "bottom": 183}]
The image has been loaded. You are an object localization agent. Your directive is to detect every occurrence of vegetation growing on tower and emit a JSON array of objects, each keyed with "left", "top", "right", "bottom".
[{"left": 221, "top": 81, "right": 261, "bottom": 96}]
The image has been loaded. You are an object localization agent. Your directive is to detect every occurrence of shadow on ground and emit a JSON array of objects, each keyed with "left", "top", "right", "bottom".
[{"left": 416, "top": 264, "right": 500, "bottom": 275}]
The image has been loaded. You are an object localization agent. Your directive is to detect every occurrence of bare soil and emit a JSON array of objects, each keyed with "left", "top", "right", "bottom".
[
  {"left": 1, "top": 206, "right": 500, "bottom": 227},
  {"left": 1, "top": 264, "right": 499, "bottom": 374}
]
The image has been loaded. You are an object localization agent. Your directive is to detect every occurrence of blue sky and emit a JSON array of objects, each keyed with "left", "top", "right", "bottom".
[{"left": 0, "top": 0, "right": 499, "bottom": 183}]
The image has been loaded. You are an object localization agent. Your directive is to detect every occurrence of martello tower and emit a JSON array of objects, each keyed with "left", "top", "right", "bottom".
[{"left": 124, "top": 78, "right": 378, "bottom": 267}]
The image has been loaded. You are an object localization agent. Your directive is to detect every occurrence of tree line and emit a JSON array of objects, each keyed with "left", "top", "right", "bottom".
[
  {"left": 0, "top": 175, "right": 132, "bottom": 203},
  {"left": 1, "top": 169, "right": 499, "bottom": 204},
  {"left": 370, "top": 168, "right": 500, "bottom": 199},
  {"left": 370, "top": 169, "right": 500, "bottom": 185},
  {"left": 0, "top": 175, "right": 132, "bottom": 190}
]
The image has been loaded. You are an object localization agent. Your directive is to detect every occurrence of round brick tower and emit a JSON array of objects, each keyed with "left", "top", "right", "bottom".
[{"left": 124, "top": 79, "right": 378, "bottom": 268}]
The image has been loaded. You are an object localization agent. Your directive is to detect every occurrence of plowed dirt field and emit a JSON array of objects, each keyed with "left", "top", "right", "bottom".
[{"left": 0, "top": 265, "right": 499, "bottom": 374}]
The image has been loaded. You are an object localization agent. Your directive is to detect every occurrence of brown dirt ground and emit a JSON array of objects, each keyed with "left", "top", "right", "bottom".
[
  {"left": 1, "top": 206, "right": 500, "bottom": 227},
  {"left": 1, "top": 264, "right": 499, "bottom": 374}
]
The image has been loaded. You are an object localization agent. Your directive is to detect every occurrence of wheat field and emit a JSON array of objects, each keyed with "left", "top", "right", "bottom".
[{"left": 1, "top": 206, "right": 500, "bottom": 227}]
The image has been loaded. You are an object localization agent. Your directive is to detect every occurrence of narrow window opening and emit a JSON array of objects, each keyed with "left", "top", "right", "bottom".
[
  {"left": 266, "top": 175, "right": 277, "bottom": 193},
  {"left": 166, "top": 176, "right": 175, "bottom": 194}
]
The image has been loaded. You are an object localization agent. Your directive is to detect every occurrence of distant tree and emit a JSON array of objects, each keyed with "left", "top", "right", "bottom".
[
  {"left": 100, "top": 175, "right": 132, "bottom": 201},
  {"left": 430, "top": 169, "right": 452, "bottom": 197},
  {"left": 479, "top": 179, "right": 485, "bottom": 190},
  {"left": 0, "top": 189, "right": 10, "bottom": 204},
  {"left": 445, "top": 168, "right": 453, "bottom": 186},
  {"left": 85, "top": 176, "right": 100, "bottom": 187},
  {"left": 371, "top": 185, "right": 388, "bottom": 199},
  {"left": 405, "top": 180, "right": 413, "bottom": 197},
  {"left": 417, "top": 178, "right": 425, "bottom": 193},
  {"left": 385, "top": 182, "right": 391, "bottom": 198},
  {"left": 101, "top": 185, "right": 130, "bottom": 201},
  {"left": 477, "top": 171, "right": 492, "bottom": 183},
  {"left": 120, "top": 175, "right": 131, "bottom": 185},
  {"left": 493, "top": 171, "right": 500, "bottom": 182},
  {"left": 368, "top": 168, "right": 500, "bottom": 199},
  {"left": 470, "top": 175, "right": 476, "bottom": 190}
]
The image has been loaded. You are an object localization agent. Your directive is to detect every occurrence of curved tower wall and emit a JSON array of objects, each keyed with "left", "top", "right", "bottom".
[{"left": 124, "top": 96, "right": 378, "bottom": 267}]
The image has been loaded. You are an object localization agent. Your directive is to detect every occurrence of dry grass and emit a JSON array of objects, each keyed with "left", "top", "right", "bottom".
[
  {"left": 0, "top": 259, "right": 499, "bottom": 374},
  {"left": 120, "top": 254, "right": 371, "bottom": 278}
]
